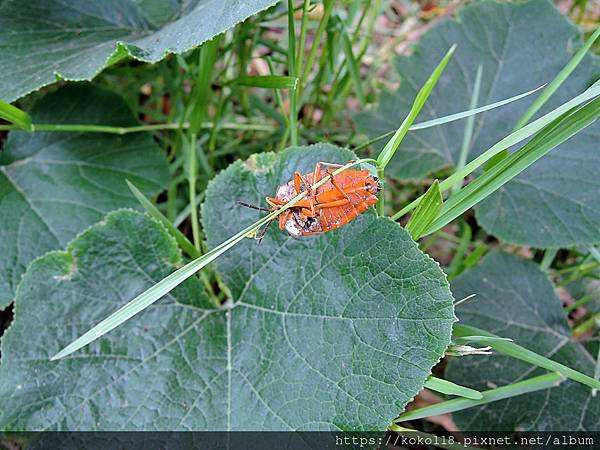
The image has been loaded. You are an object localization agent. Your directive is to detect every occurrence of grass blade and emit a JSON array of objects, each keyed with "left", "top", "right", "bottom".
[
  {"left": 299, "top": 0, "right": 334, "bottom": 93},
  {"left": 354, "top": 84, "right": 545, "bottom": 152},
  {"left": 228, "top": 75, "right": 298, "bottom": 89},
  {"left": 405, "top": 180, "right": 442, "bottom": 240},
  {"left": 376, "top": 44, "right": 455, "bottom": 170},
  {"left": 425, "top": 96, "right": 600, "bottom": 235},
  {"left": 396, "top": 372, "right": 564, "bottom": 422},
  {"left": 514, "top": 26, "right": 600, "bottom": 129},
  {"left": 452, "top": 335, "right": 513, "bottom": 345},
  {"left": 287, "top": 0, "right": 299, "bottom": 146},
  {"left": 392, "top": 80, "right": 600, "bottom": 220},
  {"left": 341, "top": 29, "right": 366, "bottom": 107},
  {"left": 51, "top": 159, "right": 377, "bottom": 360},
  {"left": 126, "top": 180, "right": 199, "bottom": 259},
  {"left": 452, "top": 65, "right": 482, "bottom": 194},
  {"left": 454, "top": 323, "right": 600, "bottom": 390},
  {"left": 424, "top": 376, "right": 482, "bottom": 400},
  {"left": 0, "top": 99, "right": 32, "bottom": 131},
  {"left": 375, "top": 44, "right": 455, "bottom": 215}
]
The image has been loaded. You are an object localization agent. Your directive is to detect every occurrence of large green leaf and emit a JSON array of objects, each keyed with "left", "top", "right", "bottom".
[
  {"left": 355, "top": 0, "right": 600, "bottom": 248},
  {"left": 446, "top": 252, "right": 599, "bottom": 431},
  {"left": 207, "top": 144, "right": 455, "bottom": 430},
  {"left": 0, "top": 211, "right": 217, "bottom": 430},
  {"left": 0, "top": 0, "right": 277, "bottom": 102},
  {"left": 0, "top": 84, "right": 169, "bottom": 309},
  {"left": 0, "top": 190, "right": 455, "bottom": 430}
]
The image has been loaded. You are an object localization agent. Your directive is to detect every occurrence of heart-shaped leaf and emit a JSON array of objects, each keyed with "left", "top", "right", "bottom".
[
  {"left": 0, "top": 192, "right": 455, "bottom": 430},
  {"left": 355, "top": 0, "right": 600, "bottom": 248},
  {"left": 0, "top": 0, "right": 277, "bottom": 102},
  {"left": 200, "top": 144, "right": 456, "bottom": 430},
  {"left": 0, "top": 84, "right": 169, "bottom": 308},
  {"left": 446, "top": 251, "right": 599, "bottom": 431},
  {"left": 0, "top": 211, "right": 217, "bottom": 430}
]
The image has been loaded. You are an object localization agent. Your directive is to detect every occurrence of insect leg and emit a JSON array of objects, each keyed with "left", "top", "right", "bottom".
[
  {"left": 294, "top": 171, "right": 316, "bottom": 216},
  {"left": 315, "top": 162, "right": 350, "bottom": 199},
  {"left": 316, "top": 198, "right": 351, "bottom": 209}
]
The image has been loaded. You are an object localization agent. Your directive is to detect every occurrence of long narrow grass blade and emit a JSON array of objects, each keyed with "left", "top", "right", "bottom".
[
  {"left": 287, "top": 0, "right": 299, "bottom": 146},
  {"left": 454, "top": 323, "right": 600, "bottom": 390},
  {"left": 0, "top": 99, "right": 32, "bottom": 131},
  {"left": 392, "top": 80, "right": 600, "bottom": 220},
  {"left": 514, "top": 26, "right": 600, "bottom": 129},
  {"left": 425, "top": 96, "right": 600, "bottom": 234},
  {"left": 396, "top": 372, "right": 564, "bottom": 422},
  {"left": 354, "top": 84, "right": 545, "bottom": 152},
  {"left": 341, "top": 29, "right": 366, "bottom": 107},
  {"left": 452, "top": 335, "right": 513, "bottom": 345},
  {"left": 228, "top": 75, "right": 298, "bottom": 89},
  {"left": 51, "top": 159, "right": 377, "bottom": 360},
  {"left": 376, "top": 45, "right": 455, "bottom": 169},
  {"left": 452, "top": 65, "right": 482, "bottom": 194},
  {"left": 411, "top": 84, "right": 545, "bottom": 131},
  {"left": 424, "top": 376, "right": 482, "bottom": 400},
  {"left": 405, "top": 180, "right": 442, "bottom": 240},
  {"left": 127, "top": 180, "right": 199, "bottom": 259}
]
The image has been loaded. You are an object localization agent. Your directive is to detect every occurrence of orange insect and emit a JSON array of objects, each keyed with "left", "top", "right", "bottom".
[{"left": 239, "top": 162, "right": 380, "bottom": 241}]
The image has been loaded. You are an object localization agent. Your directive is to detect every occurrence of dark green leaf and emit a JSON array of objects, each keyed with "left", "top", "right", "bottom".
[
  {"left": 355, "top": 0, "right": 600, "bottom": 247},
  {"left": 0, "top": 0, "right": 278, "bottom": 102},
  {"left": 446, "top": 252, "right": 600, "bottom": 431},
  {"left": 200, "top": 144, "right": 457, "bottom": 430},
  {"left": 0, "top": 144, "right": 456, "bottom": 429},
  {"left": 0, "top": 85, "right": 169, "bottom": 308},
  {"left": 0, "top": 211, "right": 216, "bottom": 430},
  {"left": 426, "top": 96, "right": 600, "bottom": 237}
]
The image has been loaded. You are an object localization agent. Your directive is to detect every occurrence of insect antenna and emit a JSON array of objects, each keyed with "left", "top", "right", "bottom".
[{"left": 237, "top": 201, "right": 271, "bottom": 212}]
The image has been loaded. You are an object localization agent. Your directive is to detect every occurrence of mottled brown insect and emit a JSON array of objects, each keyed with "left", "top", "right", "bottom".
[{"left": 239, "top": 162, "right": 380, "bottom": 241}]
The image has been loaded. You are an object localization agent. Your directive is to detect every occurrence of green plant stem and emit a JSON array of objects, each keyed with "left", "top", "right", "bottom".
[
  {"left": 188, "top": 133, "right": 201, "bottom": 252},
  {"left": 376, "top": 165, "right": 385, "bottom": 216},
  {"left": 287, "top": 0, "right": 299, "bottom": 146},
  {"left": 0, "top": 122, "right": 275, "bottom": 134},
  {"left": 299, "top": 0, "right": 334, "bottom": 95},
  {"left": 296, "top": 0, "right": 310, "bottom": 73}
]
